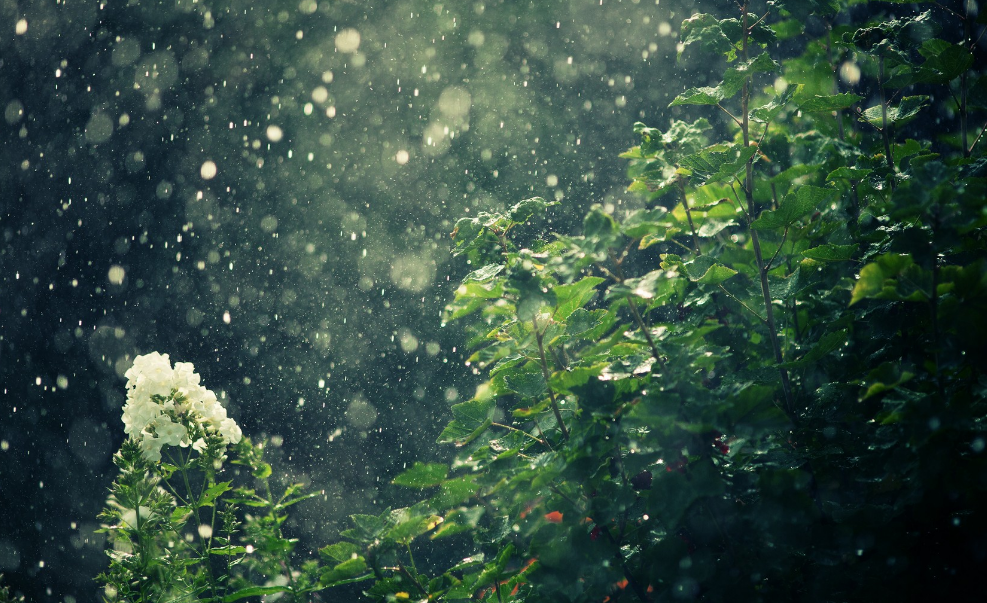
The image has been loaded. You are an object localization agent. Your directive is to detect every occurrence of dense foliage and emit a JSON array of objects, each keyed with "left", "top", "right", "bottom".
[{"left": 94, "top": 1, "right": 986, "bottom": 602}]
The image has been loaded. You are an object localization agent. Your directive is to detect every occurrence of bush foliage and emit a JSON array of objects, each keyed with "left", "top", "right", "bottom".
[{"left": 97, "top": 1, "right": 987, "bottom": 601}]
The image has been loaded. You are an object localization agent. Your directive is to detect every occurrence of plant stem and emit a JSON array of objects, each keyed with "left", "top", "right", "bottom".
[
  {"left": 962, "top": 3, "right": 972, "bottom": 157},
  {"left": 601, "top": 527, "right": 651, "bottom": 602},
  {"left": 878, "top": 56, "right": 895, "bottom": 179},
  {"left": 740, "top": 7, "right": 795, "bottom": 418},
  {"left": 533, "top": 317, "right": 569, "bottom": 441},
  {"left": 262, "top": 479, "right": 301, "bottom": 603},
  {"left": 679, "top": 181, "right": 702, "bottom": 254},
  {"left": 827, "top": 24, "right": 845, "bottom": 141},
  {"left": 492, "top": 422, "right": 548, "bottom": 446},
  {"left": 396, "top": 564, "right": 428, "bottom": 597},
  {"left": 176, "top": 451, "right": 220, "bottom": 602}
]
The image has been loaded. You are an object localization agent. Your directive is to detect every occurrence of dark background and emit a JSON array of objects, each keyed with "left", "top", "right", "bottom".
[{"left": 0, "top": 1, "right": 954, "bottom": 601}]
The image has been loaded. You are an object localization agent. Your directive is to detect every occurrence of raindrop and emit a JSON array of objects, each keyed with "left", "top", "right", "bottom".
[{"left": 200, "top": 160, "right": 218, "bottom": 180}]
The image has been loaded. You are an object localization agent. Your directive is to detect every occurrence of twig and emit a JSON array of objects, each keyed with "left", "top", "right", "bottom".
[
  {"left": 492, "top": 422, "right": 549, "bottom": 446},
  {"left": 679, "top": 181, "right": 702, "bottom": 255},
  {"left": 717, "top": 103, "right": 743, "bottom": 127},
  {"left": 533, "top": 317, "right": 569, "bottom": 441},
  {"left": 717, "top": 284, "right": 767, "bottom": 325},
  {"left": 968, "top": 119, "right": 987, "bottom": 154},
  {"left": 765, "top": 227, "right": 789, "bottom": 271}
]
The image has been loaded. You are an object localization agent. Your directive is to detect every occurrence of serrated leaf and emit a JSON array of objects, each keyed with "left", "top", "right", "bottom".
[
  {"left": 198, "top": 481, "right": 232, "bottom": 507},
  {"left": 386, "top": 510, "right": 443, "bottom": 544},
  {"left": 432, "top": 507, "right": 485, "bottom": 539},
  {"left": 393, "top": 462, "right": 449, "bottom": 488},
  {"left": 690, "top": 263, "right": 738, "bottom": 286},
  {"left": 566, "top": 308, "right": 615, "bottom": 339},
  {"left": 463, "top": 264, "right": 504, "bottom": 283},
  {"left": 752, "top": 185, "right": 835, "bottom": 230},
  {"left": 437, "top": 398, "right": 496, "bottom": 446},
  {"left": 858, "top": 96, "right": 929, "bottom": 128},
  {"left": 224, "top": 586, "right": 293, "bottom": 602},
  {"left": 752, "top": 84, "right": 800, "bottom": 123},
  {"left": 679, "top": 13, "right": 734, "bottom": 57},
  {"left": 320, "top": 556, "right": 372, "bottom": 587},
  {"left": 849, "top": 254, "right": 922, "bottom": 305},
  {"left": 502, "top": 369, "right": 547, "bottom": 399},
  {"left": 679, "top": 145, "right": 758, "bottom": 186},
  {"left": 670, "top": 86, "right": 723, "bottom": 107},
  {"left": 827, "top": 167, "right": 873, "bottom": 182},
  {"left": 621, "top": 207, "right": 672, "bottom": 238},
  {"left": 798, "top": 93, "right": 862, "bottom": 112},
  {"left": 320, "top": 541, "right": 362, "bottom": 563},
  {"left": 553, "top": 276, "right": 604, "bottom": 321},
  {"left": 802, "top": 244, "right": 856, "bottom": 261},
  {"left": 507, "top": 197, "right": 555, "bottom": 225}
]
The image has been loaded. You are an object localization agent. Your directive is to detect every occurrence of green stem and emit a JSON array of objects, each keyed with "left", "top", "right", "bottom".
[
  {"left": 176, "top": 451, "right": 220, "bottom": 603},
  {"left": 962, "top": 4, "right": 971, "bottom": 157},
  {"left": 878, "top": 56, "right": 895, "bottom": 180},
  {"left": 827, "top": 24, "right": 845, "bottom": 141},
  {"left": 533, "top": 317, "right": 569, "bottom": 441},
  {"left": 740, "top": 6, "right": 795, "bottom": 419},
  {"left": 262, "top": 479, "right": 302, "bottom": 603},
  {"left": 679, "top": 181, "right": 702, "bottom": 255},
  {"left": 492, "top": 422, "right": 549, "bottom": 446}
]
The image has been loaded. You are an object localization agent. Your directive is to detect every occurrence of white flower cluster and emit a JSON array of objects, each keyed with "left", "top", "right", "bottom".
[{"left": 122, "top": 352, "right": 242, "bottom": 462}]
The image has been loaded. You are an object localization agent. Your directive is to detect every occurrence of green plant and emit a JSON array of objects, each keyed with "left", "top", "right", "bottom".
[
  {"left": 97, "top": 1, "right": 987, "bottom": 601},
  {"left": 96, "top": 356, "right": 324, "bottom": 603}
]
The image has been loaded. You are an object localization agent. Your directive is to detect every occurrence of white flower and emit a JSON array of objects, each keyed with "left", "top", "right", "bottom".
[
  {"left": 122, "top": 353, "right": 242, "bottom": 462},
  {"left": 218, "top": 417, "right": 243, "bottom": 445}
]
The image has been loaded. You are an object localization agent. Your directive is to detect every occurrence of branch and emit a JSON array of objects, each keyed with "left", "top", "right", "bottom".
[{"left": 765, "top": 227, "right": 789, "bottom": 271}]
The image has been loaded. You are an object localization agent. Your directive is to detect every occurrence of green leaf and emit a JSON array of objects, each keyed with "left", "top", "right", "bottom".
[
  {"left": 670, "top": 86, "right": 723, "bottom": 107},
  {"left": 319, "top": 556, "right": 372, "bottom": 587},
  {"left": 553, "top": 276, "right": 604, "bottom": 321},
  {"left": 502, "top": 369, "right": 547, "bottom": 399},
  {"left": 432, "top": 506, "right": 485, "bottom": 539},
  {"left": 798, "top": 93, "right": 862, "bottom": 112},
  {"left": 672, "top": 54, "right": 779, "bottom": 108},
  {"left": 198, "top": 481, "right": 232, "bottom": 507},
  {"left": 437, "top": 398, "right": 496, "bottom": 446},
  {"left": 916, "top": 39, "right": 974, "bottom": 83},
  {"left": 209, "top": 545, "right": 247, "bottom": 555},
  {"left": 679, "top": 13, "right": 734, "bottom": 58},
  {"left": 621, "top": 207, "right": 672, "bottom": 238},
  {"left": 393, "top": 462, "right": 449, "bottom": 488},
  {"left": 802, "top": 244, "right": 856, "bottom": 261},
  {"left": 566, "top": 308, "right": 615, "bottom": 339},
  {"left": 223, "top": 586, "right": 293, "bottom": 602},
  {"left": 686, "top": 259, "right": 738, "bottom": 286},
  {"left": 858, "top": 96, "right": 929, "bottom": 128},
  {"left": 780, "top": 330, "right": 849, "bottom": 369},
  {"left": 751, "top": 84, "right": 800, "bottom": 123},
  {"left": 679, "top": 144, "right": 758, "bottom": 186},
  {"left": 849, "top": 253, "right": 920, "bottom": 306},
  {"left": 827, "top": 167, "right": 873, "bottom": 182},
  {"left": 386, "top": 509, "right": 443, "bottom": 544},
  {"left": 430, "top": 475, "right": 480, "bottom": 509},
  {"left": 506, "top": 197, "right": 555, "bottom": 225},
  {"left": 752, "top": 185, "right": 836, "bottom": 230},
  {"left": 464, "top": 264, "right": 504, "bottom": 283},
  {"left": 320, "top": 541, "right": 362, "bottom": 563}
]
